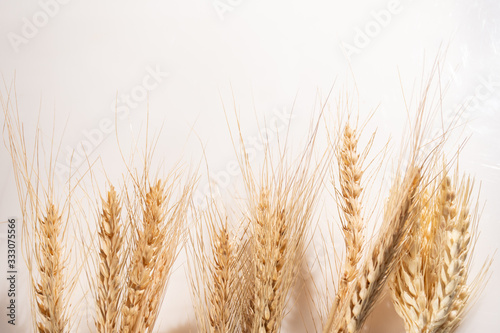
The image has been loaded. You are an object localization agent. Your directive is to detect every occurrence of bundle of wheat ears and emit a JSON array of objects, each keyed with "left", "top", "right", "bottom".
[{"left": 1, "top": 78, "right": 492, "bottom": 333}]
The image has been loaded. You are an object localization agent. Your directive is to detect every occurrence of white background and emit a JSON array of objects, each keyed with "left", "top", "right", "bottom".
[{"left": 0, "top": 0, "right": 499, "bottom": 332}]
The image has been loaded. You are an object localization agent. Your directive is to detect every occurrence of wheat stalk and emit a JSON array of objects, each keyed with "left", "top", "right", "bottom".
[{"left": 95, "top": 185, "right": 123, "bottom": 333}]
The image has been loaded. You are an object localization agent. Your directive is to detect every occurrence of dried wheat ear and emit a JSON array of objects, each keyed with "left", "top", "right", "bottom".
[
  {"left": 95, "top": 186, "right": 123, "bottom": 333},
  {"left": 243, "top": 166, "right": 323, "bottom": 333},
  {"left": 3, "top": 82, "right": 492, "bottom": 333},
  {"left": 95, "top": 175, "right": 191, "bottom": 333},
  {"left": 324, "top": 123, "right": 366, "bottom": 332},
  {"left": 35, "top": 203, "right": 69, "bottom": 333},
  {"left": 189, "top": 201, "right": 241, "bottom": 333},
  {"left": 390, "top": 166, "right": 489, "bottom": 333},
  {"left": 323, "top": 115, "right": 423, "bottom": 333}
]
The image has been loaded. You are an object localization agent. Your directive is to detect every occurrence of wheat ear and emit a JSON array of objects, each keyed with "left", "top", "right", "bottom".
[
  {"left": 326, "top": 123, "right": 365, "bottom": 328},
  {"left": 209, "top": 222, "right": 238, "bottom": 332},
  {"left": 251, "top": 189, "right": 289, "bottom": 333},
  {"left": 2, "top": 84, "right": 73, "bottom": 332},
  {"left": 427, "top": 176, "right": 472, "bottom": 333},
  {"left": 95, "top": 186, "right": 123, "bottom": 333},
  {"left": 328, "top": 166, "right": 421, "bottom": 333},
  {"left": 189, "top": 200, "right": 242, "bottom": 333},
  {"left": 35, "top": 203, "right": 68, "bottom": 333},
  {"left": 392, "top": 165, "right": 488, "bottom": 333},
  {"left": 390, "top": 188, "right": 431, "bottom": 332},
  {"left": 142, "top": 183, "right": 191, "bottom": 332},
  {"left": 121, "top": 180, "right": 167, "bottom": 333},
  {"left": 224, "top": 104, "right": 326, "bottom": 332}
]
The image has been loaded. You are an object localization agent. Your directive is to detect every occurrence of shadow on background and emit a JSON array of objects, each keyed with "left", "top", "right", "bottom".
[
  {"left": 362, "top": 288, "right": 405, "bottom": 333},
  {"left": 165, "top": 321, "right": 197, "bottom": 333}
]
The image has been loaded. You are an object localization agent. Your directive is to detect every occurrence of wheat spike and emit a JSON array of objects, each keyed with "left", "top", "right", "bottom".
[
  {"left": 35, "top": 203, "right": 68, "bottom": 333},
  {"left": 208, "top": 223, "right": 237, "bottom": 332},
  {"left": 251, "top": 189, "right": 289, "bottom": 333},
  {"left": 95, "top": 186, "right": 123, "bottom": 333},
  {"left": 231, "top": 113, "right": 324, "bottom": 333},
  {"left": 326, "top": 123, "right": 365, "bottom": 328},
  {"left": 338, "top": 124, "right": 364, "bottom": 277},
  {"left": 143, "top": 184, "right": 190, "bottom": 332},
  {"left": 390, "top": 189, "right": 431, "bottom": 332},
  {"left": 121, "top": 180, "right": 167, "bottom": 333},
  {"left": 329, "top": 166, "right": 421, "bottom": 333},
  {"left": 189, "top": 200, "right": 242, "bottom": 333},
  {"left": 245, "top": 167, "right": 321, "bottom": 333},
  {"left": 252, "top": 190, "right": 287, "bottom": 333},
  {"left": 427, "top": 176, "right": 471, "bottom": 332},
  {"left": 391, "top": 166, "right": 487, "bottom": 333},
  {"left": 2, "top": 83, "right": 73, "bottom": 333}
]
